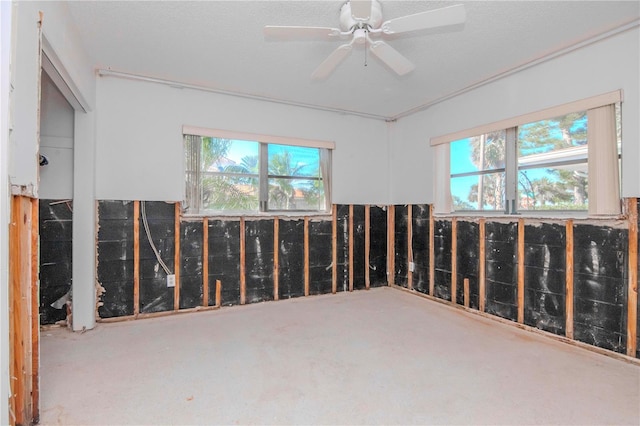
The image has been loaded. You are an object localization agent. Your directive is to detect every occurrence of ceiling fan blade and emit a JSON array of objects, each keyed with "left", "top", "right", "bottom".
[
  {"left": 264, "top": 26, "right": 342, "bottom": 41},
  {"left": 350, "top": 0, "right": 372, "bottom": 20},
  {"left": 381, "top": 4, "right": 466, "bottom": 35},
  {"left": 369, "top": 41, "right": 415, "bottom": 76},
  {"left": 311, "top": 44, "right": 353, "bottom": 80}
]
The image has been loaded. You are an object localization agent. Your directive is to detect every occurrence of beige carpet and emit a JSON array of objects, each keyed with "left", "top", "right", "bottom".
[{"left": 40, "top": 287, "right": 640, "bottom": 425}]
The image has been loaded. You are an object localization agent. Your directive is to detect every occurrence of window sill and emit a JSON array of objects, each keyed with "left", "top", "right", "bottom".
[
  {"left": 182, "top": 211, "right": 332, "bottom": 221},
  {"left": 435, "top": 211, "right": 626, "bottom": 222}
]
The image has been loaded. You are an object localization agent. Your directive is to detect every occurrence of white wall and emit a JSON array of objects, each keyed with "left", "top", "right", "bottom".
[
  {"left": 9, "top": 2, "right": 41, "bottom": 195},
  {"left": 39, "top": 70, "right": 74, "bottom": 199},
  {"left": 95, "top": 76, "right": 391, "bottom": 205},
  {"left": 1, "top": 3, "right": 12, "bottom": 424},
  {"left": 34, "top": 1, "right": 98, "bottom": 332},
  {"left": 10, "top": 1, "right": 95, "bottom": 202},
  {"left": 392, "top": 26, "right": 640, "bottom": 204},
  {"left": 11, "top": 0, "right": 97, "bottom": 339}
]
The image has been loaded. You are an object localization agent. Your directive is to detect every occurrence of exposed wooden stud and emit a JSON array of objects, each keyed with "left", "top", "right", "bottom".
[
  {"left": 388, "top": 206, "right": 395, "bottom": 286},
  {"left": 479, "top": 218, "right": 486, "bottom": 312},
  {"left": 517, "top": 218, "right": 525, "bottom": 324},
  {"left": 174, "top": 202, "right": 181, "bottom": 311},
  {"left": 9, "top": 197, "right": 24, "bottom": 426},
  {"left": 216, "top": 279, "right": 222, "bottom": 308},
  {"left": 203, "top": 217, "right": 209, "bottom": 307},
  {"left": 349, "top": 205, "right": 354, "bottom": 292},
  {"left": 451, "top": 217, "right": 458, "bottom": 303},
  {"left": 133, "top": 201, "right": 140, "bottom": 315},
  {"left": 240, "top": 217, "right": 246, "bottom": 304},
  {"left": 463, "top": 278, "right": 470, "bottom": 308},
  {"left": 332, "top": 205, "right": 337, "bottom": 294},
  {"left": 365, "top": 205, "right": 371, "bottom": 290},
  {"left": 9, "top": 196, "right": 35, "bottom": 425},
  {"left": 565, "top": 220, "right": 574, "bottom": 339},
  {"left": 304, "top": 216, "right": 310, "bottom": 297},
  {"left": 273, "top": 217, "right": 279, "bottom": 301},
  {"left": 626, "top": 199, "right": 638, "bottom": 357},
  {"left": 30, "top": 198, "right": 39, "bottom": 423},
  {"left": 407, "top": 205, "right": 413, "bottom": 290},
  {"left": 429, "top": 207, "right": 435, "bottom": 296}
]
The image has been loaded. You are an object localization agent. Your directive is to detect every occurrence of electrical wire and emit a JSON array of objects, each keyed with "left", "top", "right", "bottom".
[{"left": 141, "top": 201, "right": 172, "bottom": 275}]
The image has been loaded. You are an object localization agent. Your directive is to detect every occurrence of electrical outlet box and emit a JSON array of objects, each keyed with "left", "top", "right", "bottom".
[
  {"left": 409, "top": 262, "right": 415, "bottom": 272},
  {"left": 166, "top": 274, "right": 176, "bottom": 288}
]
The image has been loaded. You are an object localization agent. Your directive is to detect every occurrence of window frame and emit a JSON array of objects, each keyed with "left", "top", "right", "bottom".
[
  {"left": 183, "top": 126, "right": 334, "bottom": 216},
  {"left": 431, "top": 90, "right": 622, "bottom": 218}
]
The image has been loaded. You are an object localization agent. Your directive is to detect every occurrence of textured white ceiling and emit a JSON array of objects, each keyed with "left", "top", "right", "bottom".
[{"left": 65, "top": 1, "right": 639, "bottom": 119}]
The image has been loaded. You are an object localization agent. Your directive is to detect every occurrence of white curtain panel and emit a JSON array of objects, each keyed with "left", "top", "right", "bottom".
[
  {"left": 433, "top": 143, "right": 453, "bottom": 214},
  {"left": 319, "top": 148, "right": 332, "bottom": 211},
  {"left": 588, "top": 103, "right": 621, "bottom": 215}
]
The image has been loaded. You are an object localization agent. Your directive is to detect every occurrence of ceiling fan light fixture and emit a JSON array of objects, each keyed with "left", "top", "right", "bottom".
[{"left": 353, "top": 28, "right": 368, "bottom": 45}]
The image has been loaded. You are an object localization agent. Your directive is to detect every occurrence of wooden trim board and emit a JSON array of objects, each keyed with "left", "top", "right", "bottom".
[
  {"left": 304, "top": 216, "right": 310, "bottom": 297},
  {"left": 273, "top": 217, "right": 279, "bottom": 301},
  {"left": 565, "top": 220, "right": 574, "bottom": 339},
  {"left": 365, "top": 205, "right": 370, "bottom": 290},
  {"left": 451, "top": 218, "right": 457, "bottom": 303},
  {"left": 408, "top": 205, "right": 413, "bottom": 290},
  {"left": 479, "top": 219, "right": 486, "bottom": 312},
  {"left": 626, "top": 199, "right": 638, "bottom": 357},
  {"left": 517, "top": 219, "right": 525, "bottom": 324},
  {"left": 240, "top": 217, "right": 246, "bottom": 304},
  {"left": 332, "top": 205, "right": 337, "bottom": 294},
  {"left": 349, "top": 205, "right": 354, "bottom": 292},
  {"left": 387, "top": 206, "right": 395, "bottom": 286},
  {"left": 203, "top": 217, "right": 209, "bottom": 307},
  {"left": 133, "top": 201, "right": 140, "bottom": 315},
  {"left": 429, "top": 211, "right": 435, "bottom": 296},
  {"left": 174, "top": 202, "right": 181, "bottom": 311}
]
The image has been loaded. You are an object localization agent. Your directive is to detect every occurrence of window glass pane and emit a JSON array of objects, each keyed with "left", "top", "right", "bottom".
[
  {"left": 450, "top": 130, "right": 506, "bottom": 211},
  {"left": 184, "top": 136, "right": 260, "bottom": 213},
  {"left": 267, "top": 144, "right": 323, "bottom": 211},
  {"left": 518, "top": 111, "right": 588, "bottom": 211},
  {"left": 207, "top": 138, "right": 259, "bottom": 174},
  {"left": 268, "top": 177, "right": 325, "bottom": 210},
  {"left": 450, "top": 139, "right": 476, "bottom": 175},
  {"left": 518, "top": 165, "right": 587, "bottom": 211},
  {"left": 268, "top": 144, "right": 320, "bottom": 178},
  {"left": 450, "top": 131, "right": 506, "bottom": 175},
  {"left": 451, "top": 175, "right": 477, "bottom": 210},
  {"left": 201, "top": 174, "right": 259, "bottom": 211},
  {"left": 519, "top": 112, "right": 586, "bottom": 158},
  {"left": 451, "top": 172, "right": 505, "bottom": 211}
]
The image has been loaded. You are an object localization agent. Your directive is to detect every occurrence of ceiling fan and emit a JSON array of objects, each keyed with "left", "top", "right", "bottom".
[{"left": 264, "top": 0, "right": 466, "bottom": 80}]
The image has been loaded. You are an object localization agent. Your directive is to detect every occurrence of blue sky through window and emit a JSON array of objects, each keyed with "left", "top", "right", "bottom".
[
  {"left": 221, "top": 140, "right": 320, "bottom": 177},
  {"left": 450, "top": 139, "right": 476, "bottom": 200},
  {"left": 268, "top": 144, "right": 320, "bottom": 177}
]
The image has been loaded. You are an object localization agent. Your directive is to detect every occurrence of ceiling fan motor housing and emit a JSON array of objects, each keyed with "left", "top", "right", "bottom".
[{"left": 340, "top": 0, "right": 383, "bottom": 31}]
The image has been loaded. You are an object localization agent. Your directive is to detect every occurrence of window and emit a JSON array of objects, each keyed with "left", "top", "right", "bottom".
[
  {"left": 435, "top": 91, "right": 622, "bottom": 216},
  {"left": 183, "top": 129, "right": 332, "bottom": 214}
]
